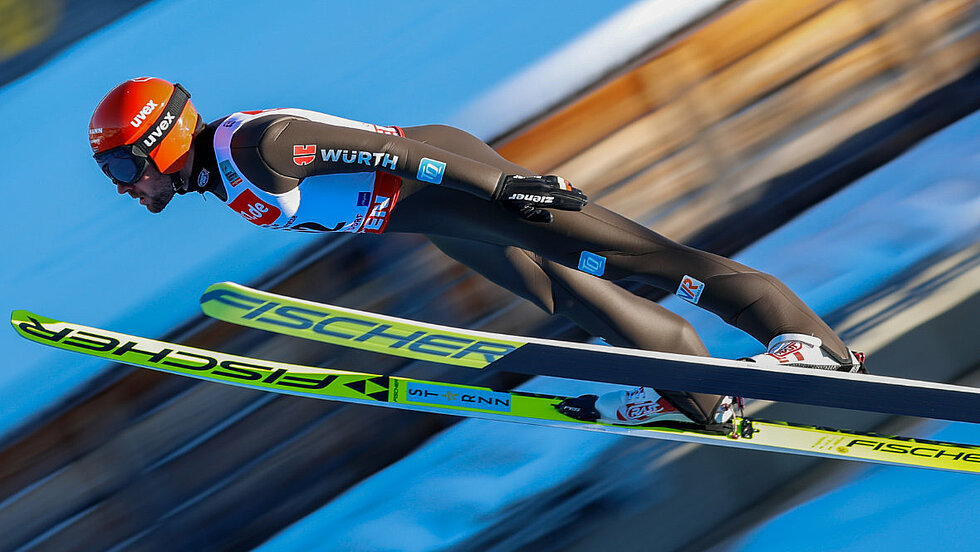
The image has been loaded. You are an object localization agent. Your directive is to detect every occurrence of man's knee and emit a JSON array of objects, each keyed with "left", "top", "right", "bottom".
[{"left": 672, "top": 318, "right": 708, "bottom": 357}]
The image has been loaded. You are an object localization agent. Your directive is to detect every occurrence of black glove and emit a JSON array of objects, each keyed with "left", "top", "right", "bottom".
[{"left": 494, "top": 175, "right": 588, "bottom": 223}]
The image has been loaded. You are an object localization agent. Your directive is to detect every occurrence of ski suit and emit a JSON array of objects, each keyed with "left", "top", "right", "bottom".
[{"left": 188, "top": 108, "right": 851, "bottom": 424}]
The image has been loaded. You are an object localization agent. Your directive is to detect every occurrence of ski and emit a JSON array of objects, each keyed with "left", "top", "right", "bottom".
[
  {"left": 199, "top": 282, "right": 980, "bottom": 423},
  {"left": 11, "top": 309, "right": 980, "bottom": 474}
]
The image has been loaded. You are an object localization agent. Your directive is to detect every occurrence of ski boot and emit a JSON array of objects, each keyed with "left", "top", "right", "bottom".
[
  {"left": 556, "top": 386, "right": 733, "bottom": 426},
  {"left": 742, "top": 334, "right": 866, "bottom": 373}
]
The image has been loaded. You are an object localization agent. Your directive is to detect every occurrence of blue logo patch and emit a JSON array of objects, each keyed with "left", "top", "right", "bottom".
[
  {"left": 578, "top": 251, "right": 606, "bottom": 277},
  {"left": 676, "top": 275, "right": 705, "bottom": 304},
  {"left": 196, "top": 168, "right": 210, "bottom": 188},
  {"left": 417, "top": 158, "right": 446, "bottom": 184},
  {"left": 357, "top": 191, "right": 372, "bottom": 207},
  {"left": 405, "top": 381, "right": 511, "bottom": 412}
]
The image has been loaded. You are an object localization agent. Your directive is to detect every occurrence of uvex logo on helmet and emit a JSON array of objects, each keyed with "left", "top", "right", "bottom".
[
  {"left": 129, "top": 99, "right": 160, "bottom": 128},
  {"left": 141, "top": 110, "right": 178, "bottom": 150}
]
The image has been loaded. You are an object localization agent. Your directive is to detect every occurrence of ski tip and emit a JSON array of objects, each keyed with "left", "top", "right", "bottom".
[
  {"left": 9, "top": 309, "right": 22, "bottom": 329},
  {"left": 10, "top": 309, "right": 45, "bottom": 324},
  {"left": 9, "top": 310, "right": 60, "bottom": 338},
  {"left": 199, "top": 281, "right": 248, "bottom": 306},
  {"left": 202, "top": 281, "right": 239, "bottom": 293}
]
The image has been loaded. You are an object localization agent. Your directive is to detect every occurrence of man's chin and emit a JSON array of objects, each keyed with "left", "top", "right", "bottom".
[
  {"left": 145, "top": 198, "right": 170, "bottom": 213},
  {"left": 144, "top": 190, "right": 175, "bottom": 213}
]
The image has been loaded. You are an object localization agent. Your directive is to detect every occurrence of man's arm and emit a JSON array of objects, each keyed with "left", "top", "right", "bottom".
[
  {"left": 250, "top": 117, "right": 506, "bottom": 199},
  {"left": 232, "top": 115, "right": 586, "bottom": 221}
]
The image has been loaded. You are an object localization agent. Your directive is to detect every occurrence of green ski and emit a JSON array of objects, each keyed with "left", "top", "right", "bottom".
[
  {"left": 11, "top": 309, "right": 980, "bottom": 474},
  {"left": 199, "top": 282, "right": 980, "bottom": 423}
]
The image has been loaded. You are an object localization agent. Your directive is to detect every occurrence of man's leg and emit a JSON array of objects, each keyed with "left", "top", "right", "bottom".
[
  {"left": 426, "top": 235, "right": 725, "bottom": 424},
  {"left": 389, "top": 124, "right": 857, "bottom": 419},
  {"left": 390, "top": 179, "right": 851, "bottom": 365}
]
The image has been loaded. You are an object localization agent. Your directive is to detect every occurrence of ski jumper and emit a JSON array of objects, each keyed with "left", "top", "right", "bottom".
[{"left": 189, "top": 109, "right": 850, "bottom": 424}]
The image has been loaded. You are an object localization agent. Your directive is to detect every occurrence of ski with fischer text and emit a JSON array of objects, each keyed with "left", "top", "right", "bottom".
[
  {"left": 11, "top": 309, "right": 980, "bottom": 474},
  {"left": 199, "top": 282, "right": 980, "bottom": 423}
]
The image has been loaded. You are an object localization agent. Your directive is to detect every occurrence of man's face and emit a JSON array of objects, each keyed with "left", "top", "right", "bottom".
[{"left": 116, "top": 163, "right": 175, "bottom": 213}]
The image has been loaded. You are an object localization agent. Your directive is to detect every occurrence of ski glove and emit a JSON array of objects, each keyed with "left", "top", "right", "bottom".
[{"left": 494, "top": 175, "right": 588, "bottom": 223}]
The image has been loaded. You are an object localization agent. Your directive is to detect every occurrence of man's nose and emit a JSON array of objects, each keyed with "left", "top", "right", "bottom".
[{"left": 116, "top": 182, "right": 134, "bottom": 194}]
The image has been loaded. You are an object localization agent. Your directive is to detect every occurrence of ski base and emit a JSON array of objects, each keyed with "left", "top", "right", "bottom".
[{"left": 11, "top": 310, "right": 980, "bottom": 474}]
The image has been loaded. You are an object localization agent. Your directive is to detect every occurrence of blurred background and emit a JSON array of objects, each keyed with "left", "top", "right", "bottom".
[{"left": 1, "top": 0, "right": 979, "bottom": 550}]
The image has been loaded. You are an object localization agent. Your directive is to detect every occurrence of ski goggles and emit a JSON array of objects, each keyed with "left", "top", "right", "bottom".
[
  {"left": 93, "top": 83, "right": 191, "bottom": 185},
  {"left": 95, "top": 145, "right": 154, "bottom": 185}
]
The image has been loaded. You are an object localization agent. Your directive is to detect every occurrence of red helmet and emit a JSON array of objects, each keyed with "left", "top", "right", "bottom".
[{"left": 89, "top": 77, "right": 200, "bottom": 177}]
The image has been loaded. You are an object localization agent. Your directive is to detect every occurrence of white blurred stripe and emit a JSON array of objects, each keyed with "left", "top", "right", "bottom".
[{"left": 452, "top": 0, "right": 729, "bottom": 138}]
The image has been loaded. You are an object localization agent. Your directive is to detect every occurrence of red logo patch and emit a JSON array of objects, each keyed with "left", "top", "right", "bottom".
[
  {"left": 293, "top": 144, "right": 316, "bottom": 166},
  {"left": 619, "top": 397, "right": 676, "bottom": 421},
  {"left": 228, "top": 189, "right": 281, "bottom": 226},
  {"left": 371, "top": 124, "right": 402, "bottom": 136},
  {"left": 768, "top": 341, "right": 805, "bottom": 363}
]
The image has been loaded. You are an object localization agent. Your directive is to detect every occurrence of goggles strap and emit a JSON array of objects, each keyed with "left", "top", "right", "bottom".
[{"left": 132, "top": 83, "right": 191, "bottom": 157}]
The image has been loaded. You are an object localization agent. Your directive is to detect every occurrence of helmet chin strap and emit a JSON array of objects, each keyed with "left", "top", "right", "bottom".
[
  {"left": 171, "top": 173, "right": 190, "bottom": 195},
  {"left": 170, "top": 165, "right": 208, "bottom": 196},
  {"left": 172, "top": 122, "right": 206, "bottom": 196}
]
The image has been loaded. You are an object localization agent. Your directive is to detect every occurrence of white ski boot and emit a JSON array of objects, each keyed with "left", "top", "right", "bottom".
[
  {"left": 557, "top": 387, "right": 734, "bottom": 426},
  {"left": 744, "top": 333, "right": 866, "bottom": 373}
]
